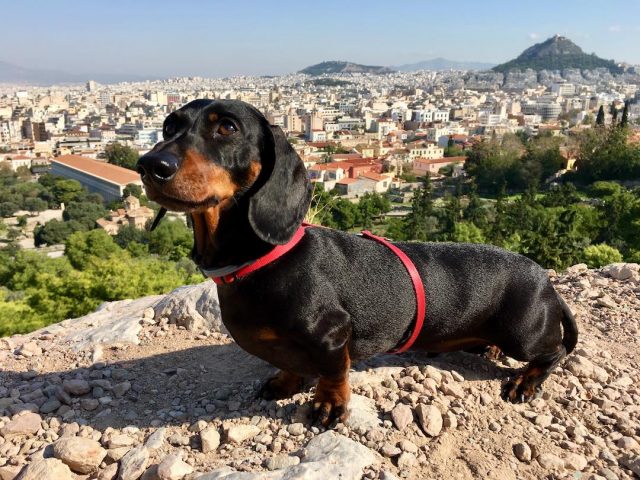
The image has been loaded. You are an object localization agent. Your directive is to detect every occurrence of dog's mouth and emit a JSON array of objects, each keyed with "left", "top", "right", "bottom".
[{"left": 144, "top": 184, "right": 220, "bottom": 213}]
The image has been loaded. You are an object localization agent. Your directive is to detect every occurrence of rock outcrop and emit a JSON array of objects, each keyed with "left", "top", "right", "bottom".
[{"left": 0, "top": 266, "right": 639, "bottom": 479}]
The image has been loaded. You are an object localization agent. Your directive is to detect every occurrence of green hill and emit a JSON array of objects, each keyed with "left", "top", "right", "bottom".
[
  {"left": 300, "top": 61, "right": 393, "bottom": 75},
  {"left": 493, "top": 35, "right": 622, "bottom": 74}
]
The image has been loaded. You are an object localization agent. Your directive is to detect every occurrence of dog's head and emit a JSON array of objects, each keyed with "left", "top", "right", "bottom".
[{"left": 137, "top": 99, "right": 311, "bottom": 245}]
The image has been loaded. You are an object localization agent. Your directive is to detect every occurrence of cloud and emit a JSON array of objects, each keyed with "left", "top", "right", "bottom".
[
  {"left": 608, "top": 25, "right": 622, "bottom": 33},
  {"left": 528, "top": 33, "right": 540, "bottom": 39}
]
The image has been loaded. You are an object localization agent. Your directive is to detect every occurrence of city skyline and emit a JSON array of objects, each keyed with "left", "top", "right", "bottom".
[{"left": 2, "top": 0, "right": 640, "bottom": 78}]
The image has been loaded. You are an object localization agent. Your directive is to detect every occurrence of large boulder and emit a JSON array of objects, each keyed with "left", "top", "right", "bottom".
[{"left": 153, "top": 281, "right": 224, "bottom": 332}]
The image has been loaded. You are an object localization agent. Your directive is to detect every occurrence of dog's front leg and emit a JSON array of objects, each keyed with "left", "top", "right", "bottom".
[{"left": 312, "top": 343, "right": 351, "bottom": 427}]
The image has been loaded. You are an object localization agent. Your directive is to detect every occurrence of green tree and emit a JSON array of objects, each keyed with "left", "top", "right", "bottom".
[
  {"left": 620, "top": 101, "right": 629, "bottom": 128},
  {"left": 63, "top": 202, "right": 107, "bottom": 230},
  {"left": 23, "top": 197, "right": 48, "bottom": 213},
  {"left": 149, "top": 220, "right": 193, "bottom": 261},
  {"left": 403, "top": 177, "right": 437, "bottom": 241},
  {"left": 52, "top": 179, "right": 85, "bottom": 206},
  {"left": 105, "top": 143, "right": 139, "bottom": 170},
  {"left": 452, "top": 222, "right": 486, "bottom": 243},
  {"left": 595, "top": 105, "right": 605, "bottom": 126},
  {"left": 34, "top": 219, "right": 84, "bottom": 246},
  {"left": 0, "top": 202, "right": 19, "bottom": 217},
  {"left": 123, "top": 183, "right": 143, "bottom": 198},
  {"left": 582, "top": 243, "right": 623, "bottom": 268},
  {"left": 65, "top": 230, "right": 121, "bottom": 269}
]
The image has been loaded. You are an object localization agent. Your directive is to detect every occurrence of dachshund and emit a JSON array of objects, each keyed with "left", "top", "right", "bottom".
[{"left": 137, "top": 99, "right": 578, "bottom": 426}]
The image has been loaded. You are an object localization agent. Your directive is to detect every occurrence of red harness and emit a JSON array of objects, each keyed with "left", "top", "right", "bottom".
[{"left": 209, "top": 224, "right": 426, "bottom": 354}]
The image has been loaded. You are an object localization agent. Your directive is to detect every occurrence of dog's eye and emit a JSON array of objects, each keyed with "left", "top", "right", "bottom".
[
  {"left": 163, "top": 123, "right": 176, "bottom": 138},
  {"left": 217, "top": 120, "right": 238, "bottom": 136}
]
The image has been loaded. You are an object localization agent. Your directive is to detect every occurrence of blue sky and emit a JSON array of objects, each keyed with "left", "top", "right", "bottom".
[{"left": 3, "top": 0, "right": 639, "bottom": 77}]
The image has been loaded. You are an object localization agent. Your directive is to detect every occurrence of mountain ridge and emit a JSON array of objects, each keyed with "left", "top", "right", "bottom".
[{"left": 395, "top": 57, "right": 495, "bottom": 71}]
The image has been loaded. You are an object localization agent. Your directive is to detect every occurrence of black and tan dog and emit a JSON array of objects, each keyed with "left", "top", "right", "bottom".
[{"left": 137, "top": 99, "right": 578, "bottom": 426}]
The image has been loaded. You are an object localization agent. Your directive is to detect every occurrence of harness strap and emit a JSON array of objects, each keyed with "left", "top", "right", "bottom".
[{"left": 360, "top": 231, "right": 426, "bottom": 354}]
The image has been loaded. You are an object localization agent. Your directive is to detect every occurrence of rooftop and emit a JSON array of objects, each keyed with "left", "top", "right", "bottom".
[{"left": 52, "top": 154, "right": 141, "bottom": 186}]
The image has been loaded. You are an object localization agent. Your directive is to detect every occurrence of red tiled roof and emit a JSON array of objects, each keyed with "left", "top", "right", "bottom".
[{"left": 52, "top": 154, "right": 141, "bottom": 186}]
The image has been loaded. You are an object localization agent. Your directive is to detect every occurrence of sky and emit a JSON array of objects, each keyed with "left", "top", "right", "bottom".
[{"left": 2, "top": 0, "right": 640, "bottom": 77}]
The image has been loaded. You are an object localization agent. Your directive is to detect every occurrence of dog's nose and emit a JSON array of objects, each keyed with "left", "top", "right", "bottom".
[{"left": 136, "top": 152, "right": 179, "bottom": 183}]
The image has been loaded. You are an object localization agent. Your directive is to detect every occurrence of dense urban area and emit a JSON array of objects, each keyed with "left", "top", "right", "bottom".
[{"left": 1, "top": 36, "right": 640, "bottom": 337}]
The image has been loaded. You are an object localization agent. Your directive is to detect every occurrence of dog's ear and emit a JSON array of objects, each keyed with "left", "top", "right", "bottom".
[{"left": 248, "top": 125, "right": 312, "bottom": 245}]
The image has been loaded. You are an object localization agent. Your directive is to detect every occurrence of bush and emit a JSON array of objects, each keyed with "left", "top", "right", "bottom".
[{"left": 581, "top": 243, "right": 623, "bottom": 268}]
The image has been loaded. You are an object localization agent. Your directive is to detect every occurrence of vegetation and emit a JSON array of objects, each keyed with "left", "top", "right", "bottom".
[
  {"left": 0, "top": 230, "right": 201, "bottom": 336},
  {"left": 105, "top": 143, "right": 139, "bottom": 170}
]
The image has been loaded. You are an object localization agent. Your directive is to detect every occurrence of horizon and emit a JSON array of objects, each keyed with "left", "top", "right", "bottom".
[{"left": 2, "top": 0, "right": 640, "bottom": 78}]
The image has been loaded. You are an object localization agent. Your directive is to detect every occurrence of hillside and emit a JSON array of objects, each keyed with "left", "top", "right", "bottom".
[
  {"left": 300, "top": 61, "right": 393, "bottom": 75},
  {"left": 0, "top": 264, "right": 639, "bottom": 479},
  {"left": 492, "top": 35, "right": 623, "bottom": 74}
]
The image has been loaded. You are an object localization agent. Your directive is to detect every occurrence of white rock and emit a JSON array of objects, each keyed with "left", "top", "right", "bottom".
[
  {"left": 391, "top": 403, "right": 413, "bottom": 430},
  {"left": 0, "top": 412, "right": 42, "bottom": 438},
  {"left": 200, "top": 426, "right": 220, "bottom": 453},
  {"left": 537, "top": 453, "right": 564, "bottom": 469},
  {"left": 157, "top": 454, "right": 193, "bottom": 480},
  {"left": 415, "top": 404, "right": 442, "bottom": 437},
  {"left": 52, "top": 436, "right": 107, "bottom": 474},
  {"left": 15, "top": 458, "right": 73, "bottom": 480},
  {"left": 153, "top": 281, "right": 224, "bottom": 332},
  {"left": 145, "top": 428, "right": 166, "bottom": 450},
  {"left": 226, "top": 424, "right": 260, "bottom": 443},
  {"left": 603, "top": 263, "right": 636, "bottom": 281},
  {"left": 264, "top": 454, "right": 301, "bottom": 471},
  {"left": 346, "top": 394, "right": 381, "bottom": 430},
  {"left": 118, "top": 446, "right": 149, "bottom": 480},
  {"left": 564, "top": 452, "right": 588, "bottom": 471}
]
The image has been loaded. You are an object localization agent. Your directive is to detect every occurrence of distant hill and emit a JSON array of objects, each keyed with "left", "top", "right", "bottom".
[
  {"left": 395, "top": 57, "right": 495, "bottom": 72},
  {"left": 492, "top": 35, "right": 622, "bottom": 73},
  {"left": 0, "top": 60, "right": 158, "bottom": 85},
  {"left": 300, "top": 61, "right": 393, "bottom": 75}
]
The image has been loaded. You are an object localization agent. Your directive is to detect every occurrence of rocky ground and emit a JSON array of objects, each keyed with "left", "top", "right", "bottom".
[{"left": 0, "top": 263, "right": 639, "bottom": 480}]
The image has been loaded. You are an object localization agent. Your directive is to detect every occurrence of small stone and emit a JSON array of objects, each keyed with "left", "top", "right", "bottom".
[
  {"left": 200, "top": 426, "right": 220, "bottom": 453},
  {"left": 52, "top": 437, "right": 107, "bottom": 474},
  {"left": 145, "top": 428, "right": 166, "bottom": 450},
  {"left": 81, "top": 398, "right": 100, "bottom": 411},
  {"left": 398, "top": 439, "right": 418, "bottom": 454},
  {"left": 534, "top": 415, "right": 553, "bottom": 428},
  {"left": 441, "top": 382, "right": 464, "bottom": 399},
  {"left": 39, "top": 398, "right": 61, "bottom": 414},
  {"left": 564, "top": 452, "right": 588, "bottom": 471},
  {"left": 113, "top": 381, "right": 131, "bottom": 398},
  {"left": 108, "top": 434, "right": 135, "bottom": 448},
  {"left": 157, "top": 454, "right": 193, "bottom": 480},
  {"left": 16, "top": 341, "right": 42, "bottom": 358},
  {"left": 0, "top": 412, "right": 42, "bottom": 438},
  {"left": 63, "top": 379, "right": 91, "bottom": 396},
  {"left": 415, "top": 404, "right": 442, "bottom": 437},
  {"left": 391, "top": 403, "right": 413, "bottom": 430},
  {"left": 513, "top": 442, "right": 532, "bottom": 462},
  {"left": 617, "top": 436, "right": 639, "bottom": 450},
  {"left": 397, "top": 452, "right": 417, "bottom": 469},
  {"left": 118, "top": 446, "right": 149, "bottom": 480},
  {"left": 443, "top": 411, "right": 457, "bottom": 430},
  {"left": 15, "top": 458, "right": 73, "bottom": 480},
  {"left": 537, "top": 453, "right": 564, "bottom": 469},
  {"left": 264, "top": 454, "right": 301, "bottom": 471},
  {"left": 287, "top": 423, "right": 305, "bottom": 436},
  {"left": 381, "top": 443, "right": 402, "bottom": 457},
  {"left": 227, "top": 424, "right": 260, "bottom": 443},
  {"left": 97, "top": 463, "right": 119, "bottom": 480}
]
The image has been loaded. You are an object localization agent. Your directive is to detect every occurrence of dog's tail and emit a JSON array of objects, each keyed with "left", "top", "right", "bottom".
[{"left": 557, "top": 294, "right": 578, "bottom": 354}]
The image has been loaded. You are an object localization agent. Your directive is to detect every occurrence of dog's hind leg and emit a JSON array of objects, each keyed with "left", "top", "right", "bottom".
[
  {"left": 501, "top": 345, "right": 566, "bottom": 403},
  {"left": 258, "top": 370, "right": 304, "bottom": 400}
]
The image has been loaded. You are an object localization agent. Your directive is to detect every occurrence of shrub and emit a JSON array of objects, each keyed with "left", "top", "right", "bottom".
[{"left": 581, "top": 243, "right": 623, "bottom": 268}]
